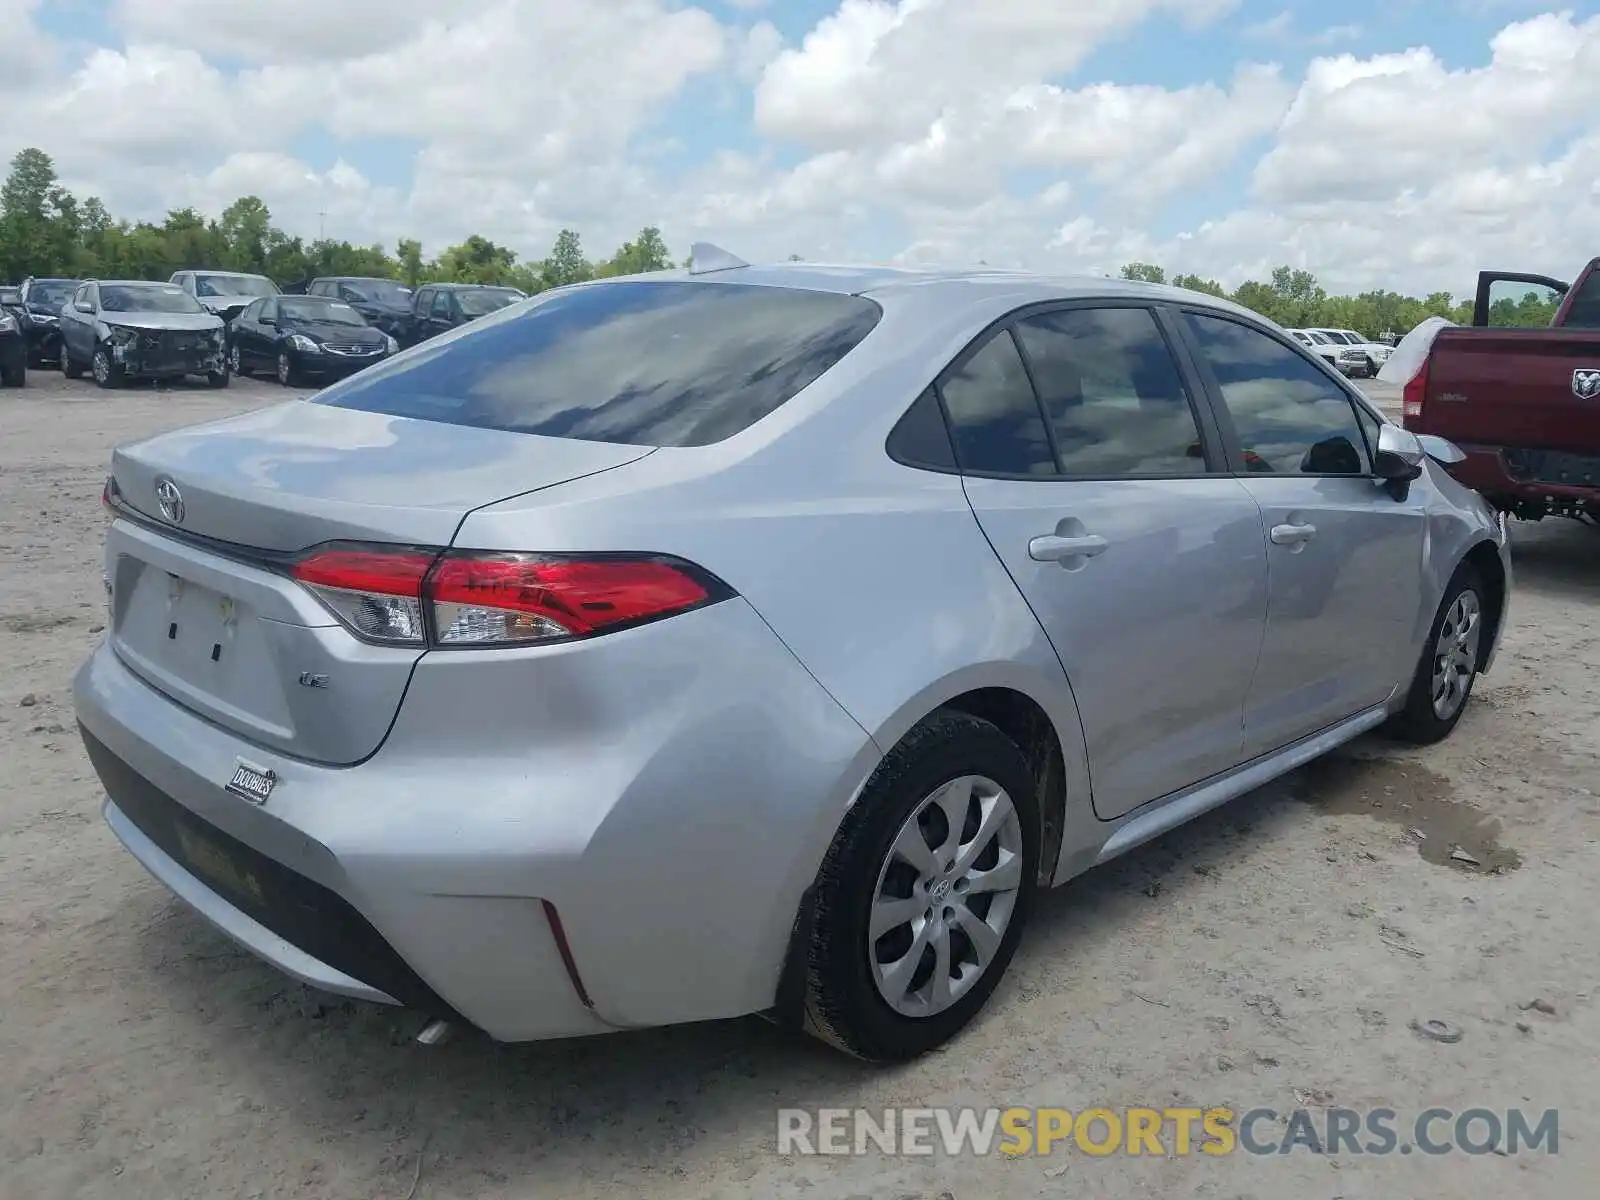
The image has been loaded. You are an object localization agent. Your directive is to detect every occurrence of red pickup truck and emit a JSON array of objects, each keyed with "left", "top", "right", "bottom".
[{"left": 1402, "top": 257, "right": 1600, "bottom": 524}]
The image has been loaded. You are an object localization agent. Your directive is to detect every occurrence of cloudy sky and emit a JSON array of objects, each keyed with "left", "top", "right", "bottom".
[{"left": 2, "top": 0, "right": 1596, "bottom": 295}]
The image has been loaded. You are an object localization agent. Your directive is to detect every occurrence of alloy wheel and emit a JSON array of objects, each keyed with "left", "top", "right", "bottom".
[
  {"left": 92, "top": 351, "right": 109, "bottom": 385},
  {"left": 229, "top": 345, "right": 242, "bottom": 374},
  {"left": 868, "top": 774, "right": 1024, "bottom": 1018},
  {"left": 277, "top": 353, "right": 291, "bottom": 385},
  {"left": 1431, "top": 588, "right": 1481, "bottom": 719}
]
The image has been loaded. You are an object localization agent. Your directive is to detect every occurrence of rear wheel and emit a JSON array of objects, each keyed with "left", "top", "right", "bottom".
[
  {"left": 229, "top": 344, "right": 249, "bottom": 377},
  {"left": 1384, "top": 563, "right": 1485, "bottom": 744},
  {"left": 802, "top": 711, "right": 1039, "bottom": 1062}
]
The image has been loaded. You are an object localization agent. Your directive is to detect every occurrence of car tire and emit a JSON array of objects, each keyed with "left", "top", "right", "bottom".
[
  {"left": 0, "top": 358, "right": 23, "bottom": 387},
  {"left": 1383, "top": 562, "right": 1487, "bottom": 745},
  {"left": 91, "top": 346, "right": 123, "bottom": 389},
  {"left": 276, "top": 351, "right": 301, "bottom": 388},
  {"left": 207, "top": 369, "right": 230, "bottom": 389},
  {"left": 61, "top": 347, "right": 83, "bottom": 379},
  {"left": 801, "top": 710, "right": 1039, "bottom": 1063},
  {"left": 229, "top": 344, "right": 250, "bottom": 378}
]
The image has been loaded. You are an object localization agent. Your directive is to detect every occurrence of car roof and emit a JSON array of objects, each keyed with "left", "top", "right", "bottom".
[
  {"left": 313, "top": 276, "right": 399, "bottom": 283},
  {"left": 190, "top": 269, "right": 272, "bottom": 279},
  {"left": 583, "top": 260, "right": 1268, "bottom": 325},
  {"left": 97, "top": 279, "right": 185, "bottom": 288}
]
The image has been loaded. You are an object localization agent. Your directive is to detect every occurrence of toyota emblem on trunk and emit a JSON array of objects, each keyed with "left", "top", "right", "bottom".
[
  {"left": 154, "top": 477, "right": 185, "bottom": 524},
  {"left": 1573, "top": 369, "right": 1600, "bottom": 400}
]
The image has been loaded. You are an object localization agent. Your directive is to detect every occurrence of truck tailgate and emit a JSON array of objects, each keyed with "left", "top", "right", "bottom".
[{"left": 1420, "top": 328, "right": 1600, "bottom": 457}]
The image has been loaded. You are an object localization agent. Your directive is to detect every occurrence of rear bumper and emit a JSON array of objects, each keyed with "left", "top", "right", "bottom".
[
  {"left": 73, "top": 597, "right": 877, "bottom": 1041},
  {"left": 1448, "top": 444, "right": 1600, "bottom": 509}
]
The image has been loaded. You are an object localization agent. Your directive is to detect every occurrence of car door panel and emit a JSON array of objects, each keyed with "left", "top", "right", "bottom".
[
  {"left": 941, "top": 307, "right": 1269, "bottom": 820},
  {"left": 1180, "top": 310, "right": 1426, "bottom": 756},
  {"left": 966, "top": 476, "right": 1269, "bottom": 817}
]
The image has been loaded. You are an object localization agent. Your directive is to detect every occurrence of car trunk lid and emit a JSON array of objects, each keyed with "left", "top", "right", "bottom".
[{"left": 106, "top": 402, "right": 653, "bottom": 763}]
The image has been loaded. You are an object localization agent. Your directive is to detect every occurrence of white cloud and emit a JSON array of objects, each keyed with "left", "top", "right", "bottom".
[{"left": 0, "top": 1, "right": 1596, "bottom": 302}]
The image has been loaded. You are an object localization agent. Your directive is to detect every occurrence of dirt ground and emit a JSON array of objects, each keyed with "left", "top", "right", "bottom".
[{"left": 2, "top": 372, "right": 1596, "bottom": 1199}]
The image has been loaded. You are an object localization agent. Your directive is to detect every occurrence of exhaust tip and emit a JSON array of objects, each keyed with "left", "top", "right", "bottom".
[{"left": 415, "top": 1018, "right": 453, "bottom": 1046}]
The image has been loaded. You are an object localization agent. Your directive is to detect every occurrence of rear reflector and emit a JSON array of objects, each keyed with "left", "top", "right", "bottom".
[{"left": 287, "top": 543, "right": 728, "bottom": 648}]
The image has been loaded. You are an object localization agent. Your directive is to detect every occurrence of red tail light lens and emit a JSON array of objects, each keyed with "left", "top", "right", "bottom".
[
  {"left": 288, "top": 544, "right": 728, "bottom": 648},
  {"left": 428, "top": 553, "right": 718, "bottom": 646},
  {"left": 1402, "top": 354, "right": 1429, "bottom": 423},
  {"left": 290, "top": 546, "right": 436, "bottom": 645}
]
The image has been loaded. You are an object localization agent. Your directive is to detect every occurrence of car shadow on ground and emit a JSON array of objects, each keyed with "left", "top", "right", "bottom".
[
  {"left": 125, "top": 738, "right": 1419, "bottom": 1191},
  {"left": 1504, "top": 517, "right": 1600, "bottom": 602}
]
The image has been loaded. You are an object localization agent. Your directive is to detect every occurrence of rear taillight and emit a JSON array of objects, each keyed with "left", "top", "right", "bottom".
[
  {"left": 288, "top": 544, "right": 728, "bottom": 648},
  {"left": 1402, "top": 354, "right": 1430, "bottom": 422}
]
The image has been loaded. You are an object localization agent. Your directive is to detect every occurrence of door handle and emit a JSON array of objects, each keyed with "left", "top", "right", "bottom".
[
  {"left": 1029, "top": 533, "right": 1108, "bottom": 563},
  {"left": 1269, "top": 522, "right": 1317, "bottom": 546}
]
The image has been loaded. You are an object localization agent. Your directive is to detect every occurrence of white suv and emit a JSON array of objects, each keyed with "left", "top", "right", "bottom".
[
  {"left": 1306, "top": 328, "right": 1391, "bottom": 378},
  {"left": 1287, "top": 329, "right": 1365, "bottom": 377}
]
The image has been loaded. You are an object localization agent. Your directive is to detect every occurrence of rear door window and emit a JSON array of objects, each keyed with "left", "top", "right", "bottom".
[
  {"left": 1012, "top": 306, "right": 1209, "bottom": 476},
  {"left": 317, "top": 281, "right": 884, "bottom": 447}
]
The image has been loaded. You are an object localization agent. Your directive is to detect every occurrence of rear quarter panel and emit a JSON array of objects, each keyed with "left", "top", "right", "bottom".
[{"left": 453, "top": 296, "right": 1095, "bottom": 887}]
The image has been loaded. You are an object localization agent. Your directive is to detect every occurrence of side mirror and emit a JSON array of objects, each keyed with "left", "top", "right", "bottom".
[
  {"left": 1416, "top": 433, "right": 1466, "bottom": 466},
  {"left": 74, "top": 300, "right": 94, "bottom": 313},
  {"left": 1373, "top": 423, "right": 1425, "bottom": 482}
]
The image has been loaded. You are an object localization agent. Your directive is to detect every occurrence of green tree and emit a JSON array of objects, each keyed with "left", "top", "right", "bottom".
[
  {"left": 1171, "top": 273, "right": 1227, "bottom": 297},
  {"left": 541, "top": 228, "right": 591, "bottom": 288},
  {"left": 598, "top": 226, "right": 672, "bottom": 277},
  {"left": 218, "top": 196, "right": 272, "bottom": 273},
  {"left": 396, "top": 238, "right": 424, "bottom": 288},
  {"left": 1119, "top": 262, "right": 1166, "bottom": 284},
  {"left": 0, "top": 148, "right": 63, "bottom": 278}
]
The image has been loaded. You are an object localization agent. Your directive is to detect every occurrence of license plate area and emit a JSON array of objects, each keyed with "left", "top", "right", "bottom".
[
  {"left": 126, "top": 570, "right": 243, "bottom": 668},
  {"left": 175, "top": 823, "right": 268, "bottom": 907}
]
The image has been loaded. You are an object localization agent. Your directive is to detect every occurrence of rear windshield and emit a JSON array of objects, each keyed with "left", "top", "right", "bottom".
[{"left": 315, "top": 281, "right": 884, "bottom": 446}]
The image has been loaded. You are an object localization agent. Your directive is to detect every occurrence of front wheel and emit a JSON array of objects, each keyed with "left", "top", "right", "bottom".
[
  {"left": 276, "top": 350, "right": 301, "bottom": 387},
  {"left": 0, "top": 356, "right": 23, "bottom": 387},
  {"left": 1384, "top": 564, "right": 1486, "bottom": 744},
  {"left": 62, "top": 345, "right": 83, "bottom": 379},
  {"left": 206, "top": 368, "right": 230, "bottom": 389},
  {"left": 228, "top": 344, "right": 249, "bottom": 377},
  {"left": 91, "top": 346, "right": 123, "bottom": 389},
  {"left": 801, "top": 711, "right": 1039, "bottom": 1062}
]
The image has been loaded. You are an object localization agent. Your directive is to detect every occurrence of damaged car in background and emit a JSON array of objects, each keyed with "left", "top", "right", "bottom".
[
  {"left": 58, "top": 280, "right": 228, "bottom": 389},
  {"left": 16, "top": 275, "right": 81, "bottom": 365},
  {"left": 170, "top": 270, "right": 280, "bottom": 325}
]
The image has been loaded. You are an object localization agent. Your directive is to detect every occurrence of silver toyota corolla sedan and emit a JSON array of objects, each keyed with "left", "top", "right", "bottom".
[{"left": 75, "top": 248, "right": 1511, "bottom": 1062}]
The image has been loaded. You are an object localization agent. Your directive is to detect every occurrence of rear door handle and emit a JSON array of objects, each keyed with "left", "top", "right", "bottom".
[
  {"left": 1029, "top": 533, "right": 1108, "bottom": 563},
  {"left": 1269, "top": 522, "right": 1317, "bottom": 546}
]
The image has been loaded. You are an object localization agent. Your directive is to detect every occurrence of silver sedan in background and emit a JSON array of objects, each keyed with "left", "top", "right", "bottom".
[{"left": 75, "top": 250, "right": 1509, "bottom": 1062}]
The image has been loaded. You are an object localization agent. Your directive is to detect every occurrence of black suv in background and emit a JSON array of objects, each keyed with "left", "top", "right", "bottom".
[
  {"left": 400, "top": 282, "right": 524, "bottom": 346},
  {"left": 16, "top": 276, "right": 81, "bottom": 365},
  {"left": 307, "top": 277, "right": 414, "bottom": 339}
]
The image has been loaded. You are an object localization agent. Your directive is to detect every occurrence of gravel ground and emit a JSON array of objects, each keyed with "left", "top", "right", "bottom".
[{"left": 2, "top": 371, "right": 1597, "bottom": 1199}]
